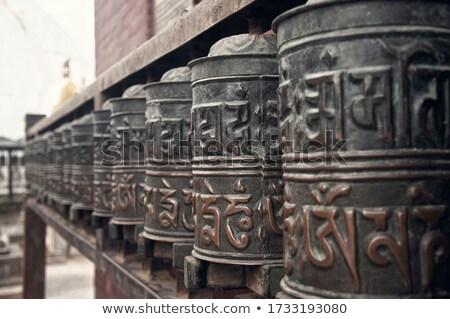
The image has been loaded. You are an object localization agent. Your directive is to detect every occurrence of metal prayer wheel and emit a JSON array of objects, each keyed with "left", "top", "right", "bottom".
[
  {"left": 37, "top": 132, "right": 50, "bottom": 203},
  {"left": 62, "top": 123, "right": 73, "bottom": 205},
  {"left": 46, "top": 131, "right": 55, "bottom": 203},
  {"left": 110, "top": 86, "right": 147, "bottom": 227},
  {"left": 93, "top": 102, "right": 113, "bottom": 219},
  {"left": 70, "top": 114, "right": 94, "bottom": 213},
  {"left": 49, "top": 128, "right": 64, "bottom": 206},
  {"left": 190, "top": 33, "right": 284, "bottom": 265},
  {"left": 142, "top": 66, "right": 195, "bottom": 243},
  {"left": 32, "top": 136, "right": 42, "bottom": 198},
  {"left": 25, "top": 138, "right": 37, "bottom": 196},
  {"left": 273, "top": 0, "right": 450, "bottom": 298}
]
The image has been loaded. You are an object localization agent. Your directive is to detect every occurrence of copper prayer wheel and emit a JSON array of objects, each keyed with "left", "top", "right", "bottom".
[
  {"left": 61, "top": 123, "right": 73, "bottom": 206},
  {"left": 274, "top": 0, "right": 450, "bottom": 298},
  {"left": 142, "top": 66, "right": 195, "bottom": 243},
  {"left": 190, "top": 34, "right": 284, "bottom": 265},
  {"left": 46, "top": 131, "right": 55, "bottom": 203},
  {"left": 37, "top": 132, "right": 50, "bottom": 203},
  {"left": 70, "top": 114, "right": 94, "bottom": 213},
  {"left": 93, "top": 102, "right": 113, "bottom": 220},
  {"left": 33, "top": 135, "right": 43, "bottom": 199},
  {"left": 110, "top": 86, "right": 147, "bottom": 227},
  {"left": 49, "top": 128, "right": 65, "bottom": 208}
]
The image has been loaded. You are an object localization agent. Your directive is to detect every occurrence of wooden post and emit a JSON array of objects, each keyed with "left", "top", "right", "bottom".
[{"left": 23, "top": 205, "right": 46, "bottom": 298}]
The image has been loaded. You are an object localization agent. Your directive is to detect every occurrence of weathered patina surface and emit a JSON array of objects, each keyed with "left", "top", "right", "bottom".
[
  {"left": 190, "top": 33, "right": 284, "bottom": 265},
  {"left": 142, "top": 66, "right": 195, "bottom": 243},
  {"left": 274, "top": 0, "right": 450, "bottom": 298},
  {"left": 93, "top": 102, "right": 113, "bottom": 219},
  {"left": 70, "top": 114, "right": 94, "bottom": 212},
  {"left": 110, "top": 86, "right": 147, "bottom": 226}
]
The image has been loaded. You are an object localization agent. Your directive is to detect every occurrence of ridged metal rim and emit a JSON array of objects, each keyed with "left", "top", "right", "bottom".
[
  {"left": 188, "top": 53, "right": 276, "bottom": 69},
  {"left": 272, "top": 0, "right": 447, "bottom": 32}
]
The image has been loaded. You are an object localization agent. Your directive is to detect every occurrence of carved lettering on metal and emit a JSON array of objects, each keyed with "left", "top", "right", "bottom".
[
  {"left": 158, "top": 178, "right": 180, "bottom": 229},
  {"left": 114, "top": 174, "right": 145, "bottom": 215},
  {"left": 409, "top": 66, "right": 450, "bottom": 148},
  {"left": 199, "top": 192, "right": 221, "bottom": 248},
  {"left": 282, "top": 184, "right": 299, "bottom": 276},
  {"left": 224, "top": 195, "right": 253, "bottom": 250},
  {"left": 410, "top": 185, "right": 449, "bottom": 288},
  {"left": 224, "top": 101, "right": 251, "bottom": 155},
  {"left": 363, "top": 209, "right": 411, "bottom": 289},
  {"left": 194, "top": 105, "right": 222, "bottom": 156},
  {"left": 143, "top": 185, "right": 157, "bottom": 221},
  {"left": 181, "top": 179, "right": 195, "bottom": 231},
  {"left": 72, "top": 177, "right": 92, "bottom": 205},
  {"left": 143, "top": 179, "right": 195, "bottom": 232},
  {"left": 303, "top": 184, "right": 359, "bottom": 291},
  {"left": 304, "top": 72, "right": 343, "bottom": 145},
  {"left": 93, "top": 174, "right": 113, "bottom": 211},
  {"left": 348, "top": 67, "right": 393, "bottom": 145},
  {"left": 277, "top": 64, "right": 296, "bottom": 152}
]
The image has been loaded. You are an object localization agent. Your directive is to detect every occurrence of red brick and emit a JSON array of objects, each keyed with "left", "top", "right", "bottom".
[{"left": 95, "top": 0, "right": 155, "bottom": 76}]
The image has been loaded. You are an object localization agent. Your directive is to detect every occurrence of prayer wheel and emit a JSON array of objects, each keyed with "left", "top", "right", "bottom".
[
  {"left": 142, "top": 66, "right": 195, "bottom": 243},
  {"left": 190, "top": 33, "right": 284, "bottom": 265},
  {"left": 273, "top": 0, "right": 450, "bottom": 298}
]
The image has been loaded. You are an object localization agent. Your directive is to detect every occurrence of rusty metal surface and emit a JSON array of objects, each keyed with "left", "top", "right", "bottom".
[
  {"left": 142, "top": 66, "right": 195, "bottom": 243},
  {"left": 274, "top": 0, "right": 450, "bottom": 298},
  {"left": 110, "top": 86, "right": 147, "bottom": 226},
  {"left": 93, "top": 103, "right": 113, "bottom": 219},
  {"left": 190, "top": 34, "right": 283, "bottom": 265},
  {"left": 70, "top": 114, "right": 94, "bottom": 212}
]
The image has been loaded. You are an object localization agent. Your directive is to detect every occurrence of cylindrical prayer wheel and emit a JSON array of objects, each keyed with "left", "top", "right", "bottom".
[
  {"left": 33, "top": 135, "right": 43, "bottom": 199},
  {"left": 62, "top": 123, "right": 73, "bottom": 205},
  {"left": 110, "top": 86, "right": 147, "bottom": 227},
  {"left": 25, "top": 137, "right": 36, "bottom": 196},
  {"left": 142, "top": 66, "right": 195, "bottom": 243},
  {"left": 273, "top": 0, "right": 450, "bottom": 298},
  {"left": 46, "top": 131, "right": 55, "bottom": 202},
  {"left": 190, "top": 34, "right": 284, "bottom": 265},
  {"left": 93, "top": 102, "right": 113, "bottom": 219},
  {"left": 49, "top": 128, "right": 64, "bottom": 206},
  {"left": 70, "top": 114, "right": 94, "bottom": 213},
  {"left": 37, "top": 132, "right": 50, "bottom": 203}
]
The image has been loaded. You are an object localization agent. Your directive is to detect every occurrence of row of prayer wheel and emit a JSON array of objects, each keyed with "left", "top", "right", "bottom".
[{"left": 25, "top": 0, "right": 450, "bottom": 298}]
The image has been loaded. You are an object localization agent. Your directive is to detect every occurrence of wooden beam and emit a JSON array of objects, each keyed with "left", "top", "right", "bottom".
[
  {"left": 28, "top": 199, "right": 96, "bottom": 261},
  {"left": 24, "top": 199, "right": 181, "bottom": 298},
  {"left": 23, "top": 205, "right": 46, "bottom": 298}
]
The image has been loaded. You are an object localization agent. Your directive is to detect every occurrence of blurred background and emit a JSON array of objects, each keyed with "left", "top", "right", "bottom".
[
  {"left": 0, "top": 0, "right": 198, "bottom": 299},
  {"left": 0, "top": 0, "right": 95, "bottom": 299},
  {"left": 0, "top": 0, "right": 95, "bottom": 141}
]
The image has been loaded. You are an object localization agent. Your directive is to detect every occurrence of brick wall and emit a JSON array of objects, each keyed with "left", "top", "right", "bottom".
[
  {"left": 95, "top": 0, "right": 198, "bottom": 76},
  {"left": 95, "top": 0, "right": 154, "bottom": 76}
]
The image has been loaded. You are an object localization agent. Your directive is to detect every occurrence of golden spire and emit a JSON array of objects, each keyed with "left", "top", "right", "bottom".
[{"left": 52, "top": 59, "right": 78, "bottom": 113}]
